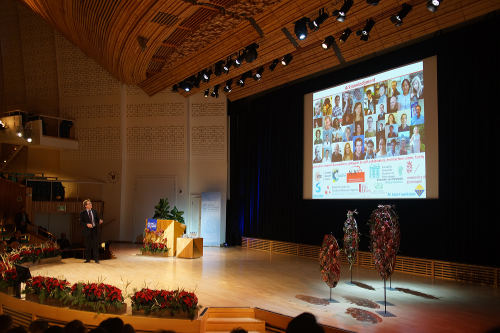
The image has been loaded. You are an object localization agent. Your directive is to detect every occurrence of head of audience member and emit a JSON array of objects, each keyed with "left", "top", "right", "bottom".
[
  {"left": 0, "top": 315, "right": 13, "bottom": 333},
  {"left": 121, "top": 325, "right": 135, "bottom": 333},
  {"left": 45, "top": 327, "right": 64, "bottom": 333},
  {"left": 29, "top": 320, "right": 49, "bottom": 333},
  {"left": 389, "top": 96, "right": 398, "bottom": 113},
  {"left": 334, "top": 95, "right": 340, "bottom": 106},
  {"left": 286, "top": 312, "right": 324, "bottom": 333},
  {"left": 98, "top": 318, "right": 123, "bottom": 333},
  {"left": 6, "top": 327, "right": 27, "bottom": 333},
  {"left": 402, "top": 78, "right": 410, "bottom": 95},
  {"left": 230, "top": 328, "right": 248, "bottom": 333},
  {"left": 64, "top": 320, "right": 86, "bottom": 333}
]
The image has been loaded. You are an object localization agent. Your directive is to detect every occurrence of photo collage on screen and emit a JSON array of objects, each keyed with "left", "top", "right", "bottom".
[{"left": 313, "top": 70, "right": 425, "bottom": 164}]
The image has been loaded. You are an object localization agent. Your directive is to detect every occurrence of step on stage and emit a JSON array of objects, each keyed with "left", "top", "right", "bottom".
[{"left": 29, "top": 244, "right": 500, "bottom": 333}]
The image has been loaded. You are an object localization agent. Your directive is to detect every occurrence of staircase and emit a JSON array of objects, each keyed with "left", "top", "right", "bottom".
[{"left": 202, "top": 308, "right": 266, "bottom": 333}]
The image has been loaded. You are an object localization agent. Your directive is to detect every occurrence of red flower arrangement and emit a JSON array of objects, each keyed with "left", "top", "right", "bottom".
[
  {"left": 319, "top": 234, "right": 341, "bottom": 288},
  {"left": 7, "top": 242, "right": 61, "bottom": 264},
  {"left": 24, "top": 276, "right": 71, "bottom": 304},
  {"left": 0, "top": 255, "right": 18, "bottom": 290},
  {"left": 368, "top": 205, "right": 400, "bottom": 280},
  {"left": 142, "top": 229, "right": 169, "bottom": 255},
  {"left": 343, "top": 210, "right": 360, "bottom": 278},
  {"left": 70, "top": 282, "right": 125, "bottom": 314},
  {"left": 131, "top": 288, "right": 200, "bottom": 319}
]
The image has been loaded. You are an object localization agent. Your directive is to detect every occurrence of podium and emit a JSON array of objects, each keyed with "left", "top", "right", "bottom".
[
  {"left": 176, "top": 238, "right": 203, "bottom": 259},
  {"left": 145, "top": 219, "right": 186, "bottom": 257}
]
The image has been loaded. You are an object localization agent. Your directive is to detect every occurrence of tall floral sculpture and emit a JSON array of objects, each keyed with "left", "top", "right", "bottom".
[
  {"left": 319, "top": 234, "right": 341, "bottom": 301},
  {"left": 368, "top": 204, "right": 400, "bottom": 313},
  {"left": 343, "top": 210, "right": 359, "bottom": 283}
]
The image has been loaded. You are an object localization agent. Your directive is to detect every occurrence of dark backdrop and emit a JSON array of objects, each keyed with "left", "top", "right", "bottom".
[{"left": 227, "top": 13, "right": 500, "bottom": 267}]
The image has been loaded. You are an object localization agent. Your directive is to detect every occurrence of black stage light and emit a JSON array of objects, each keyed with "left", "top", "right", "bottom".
[
  {"left": 281, "top": 53, "right": 293, "bottom": 66},
  {"left": 172, "top": 84, "right": 179, "bottom": 92},
  {"left": 253, "top": 66, "right": 264, "bottom": 81},
  {"left": 322, "top": 36, "right": 334, "bottom": 49},
  {"left": 427, "top": 0, "right": 442, "bottom": 12},
  {"left": 214, "top": 61, "right": 224, "bottom": 76},
  {"left": 366, "top": 0, "right": 380, "bottom": 5},
  {"left": 211, "top": 84, "right": 220, "bottom": 98},
  {"left": 390, "top": 3, "right": 412, "bottom": 27},
  {"left": 235, "top": 51, "right": 245, "bottom": 67},
  {"left": 223, "top": 58, "right": 233, "bottom": 73},
  {"left": 204, "top": 88, "right": 209, "bottom": 97},
  {"left": 245, "top": 43, "right": 259, "bottom": 63},
  {"left": 311, "top": 8, "right": 329, "bottom": 30},
  {"left": 180, "top": 80, "right": 193, "bottom": 92},
  {"left": 193, "top": 73, "right": 202, "bottom": 88},
  {"left": 357, "top": 19, "right": 375, "bottom": 41},
  {"left": 339, "top": 28, "right": 352, "bottom": 42},
  {"left": 202, "top": 68, "right": 212, "bottom": 82},
  {"left": 294, "top": 17, "right": 310, "bottom": 40},
  {"left": 224, "top": 79, "right": 233, "bottom": 93},
  {"left": 269, "top": 59, "right": 279, "bottom": 71},
  {"left": 336, "top": 0, "right": 353, "bottom": 22},
  {"left": 237, "top": 71, "right": 252, "bottom": 87}
]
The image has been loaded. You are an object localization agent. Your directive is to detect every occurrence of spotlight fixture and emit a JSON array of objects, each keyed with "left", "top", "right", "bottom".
[
  {"left": 335, "top": 0, "right": 353, "bottom": 22},
  {"left": 253, "top": 66, "right": 264, "bottom": 81},
  {"left": 310, "top": 8, "right": 329, "bottom": 31},
  {"left": 223, "top": 58, "right": 233, "bottom": 73},
  {"left": 180, "top": 80, "right": 193, "bottom": 92},
  {"left": 204, "top": 88, "right": 209, "bottom": 98},
  {"left": 25, "top": 125, "right": 32, "bottom": 143},
  {"left": 366, "top": 0, "right": 380, "bottom": 5},
  {"left": 356, "top": 19, "right": 375, "bottom": 41},
  {"left": 427, "top": 0, "right": 442, "bottom": 12},
  {"left": 235, "top": 51, "right": 245, "bottom": 67},
  {"left": 224, "top": 79, "right": 233, "bottom": 93},
  {"left": 321, "top": 36, "right": 334, "bottom": 49},
  {"left": 214, "top": 61, "right": 224, "bottom": 76},
  {"left": 245, "top": 44, "right": 259, "bottom": 63},
  {"left": 211, "top": 85, "right": 220, "bottom": 98},
  {"left": 281, "top": 53, "right": 293, "bottom": 66},
  {"left": 193, "top": 73, "right": 202, "bottom": 88},
  {"left": 16, "top": 125, "right": 23, "bottom": 137},
  {"left": 27, "top": 137, "right": 32, "bottom": 143},
  {"left": 202, "top": 69, "right": 212, "bottom": 82},
  {"left": 0, "top": 120, "right": 5, "bottom": 130},
  {"left": 294, "top": 17, "right": 310, "bottom": 40},
  {"left": 390, "top": 3, "right": 412, "bottom": 27},
  {"left": 237, "top": 71, "right": 252, "bottom": 87},
  {"left": 269, "top": 59, "right": 279, "bottom": 71},
  {"left": 172, "top": 84, "right": 179, "bottom": 92},
  {"left": 339, "top": 28, "right": 352, "bottom": 42}
]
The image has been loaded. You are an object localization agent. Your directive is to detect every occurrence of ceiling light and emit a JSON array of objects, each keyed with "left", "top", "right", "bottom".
[
  {"left": 172, "top": 84, "right": 179, "bottom": 92},
  {"left": 427, "top": 0, "right": 442, "bottom": 12},
  {"left": 339, "top": 28, "right": 352, "bottom": 42},
  {"left": 16, "top": 126, "right": 23, "bottom": 137},
  {"left": 366, "top": 0, "right": 380, "bottom": 5},
  {"left": 211, "top": 85, "right": 220, "bottom": 98},
  {"left": 0, "top": 120, "right": 5, "bottom": 130},
  {"left": 245, "top": 44, "right": 259, "bottom": 63},
  {"left": 27, "top": 137, "right": 32, "bottom": 143},
  {"left": 311, "top": 8, "right": 329, "bottom": 30},
  {"left": 335, "top": 0, "right": 353, "bottom": 22},
  {"left": 193, "top": 74, "right": 202, "bottom": 88},
  {"left": 294, "top": 17, "right": 310, "bottom": 40},
  {"left": 202, "top": 69, "right": 212, "bottom": 82},
  {"left": 269, "top": 59, "right": 279, "bottom": 71},
  {"left": 390, "top": 3, "right": 412, "bottom": 27},
  {"left": 223, "top": 58, "right": 233, "bottom": 73},
  {"left": 281, "top": 54, "right": 293, "bottom": 66},
  {"left": 237, "top": 71, "right": 252, "bottom": 87},
  {"left": 253, "top": 67, "right": 264, "bottom": 81},
  {"left": 204, "top": 89, "right": 209, "bottom": 98},
  {"left": 321, "top": 36, "right": 334, "bottom": 49},
  {"left": 235, "top": 51, "right": 245, "bottom": 67},
  {"left": 357, "top": 19, "right": 375, "bottom": 41},
  {"left": 180, "top": 80, "right": 193, "bottom": 92},
  {"left": 224, "top": 79, "right": 233, "bottom": 93},
  {"left": 214, "top": 61, "right": 224, "bottom": 76}
]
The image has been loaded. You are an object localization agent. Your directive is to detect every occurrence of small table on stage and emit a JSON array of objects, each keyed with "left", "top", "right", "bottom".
[{"left": 176, "top": 238, "right": 203, "bottom": 259}]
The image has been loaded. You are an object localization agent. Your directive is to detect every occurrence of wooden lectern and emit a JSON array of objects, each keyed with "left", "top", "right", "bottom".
[
  {"left": 146, "top": 219, "right": 186, "bottom": 257},
  {"left": 176, "top": 238, "right": 203, "bottom": 259}
]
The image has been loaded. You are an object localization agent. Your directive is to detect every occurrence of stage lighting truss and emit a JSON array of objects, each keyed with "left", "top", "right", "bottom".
[
  {"left": 202, "top": 68, "right": 212, "bottom": 82},
  {"left": 322, "top": 36, "right": 335, "bottom": 49},
  {"left": 223, "top": 58, "right": 233, "bottom": 73},
  {"left": 356, "top": 19, "right": 375, "bottom": 41},
  {"left": 281, "top": 54, "right": 293, "bottom": 66},
  {"left": 339, "top": 28, "right": 352, "bottom": 42},
  {"left": 333, "top": 0, "right": 353, "bottom": 22},
  {"left": 390, "top": 3, "right": 412, "bottom": 27},
  {"left": 180, "top": 80, "right": 193, "bottom": 92},
  {"left": 427, "top": 0, "right": 442, "bottom": 12}
]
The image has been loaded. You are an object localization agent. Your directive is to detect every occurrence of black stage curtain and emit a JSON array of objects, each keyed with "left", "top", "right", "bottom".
[{"left": 227, "top": 13, "right": 500, "bottom": 267}]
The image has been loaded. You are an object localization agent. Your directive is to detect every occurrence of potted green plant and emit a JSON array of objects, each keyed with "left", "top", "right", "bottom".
[{"left": 152, "top": 198, "right": 185, "bottom": 224}]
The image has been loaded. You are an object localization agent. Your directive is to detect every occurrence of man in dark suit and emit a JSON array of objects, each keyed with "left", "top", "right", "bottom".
[{"left": 80, "top": 199, "right": 103, "bottom": 263}]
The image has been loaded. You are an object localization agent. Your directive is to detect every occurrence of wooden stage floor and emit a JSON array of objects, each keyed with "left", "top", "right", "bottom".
[{"left": 29, "top": 244, "right": 500, "bottom": 333}]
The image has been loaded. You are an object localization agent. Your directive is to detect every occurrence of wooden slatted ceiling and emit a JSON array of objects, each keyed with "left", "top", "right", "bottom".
[{"left": 18, "top": 0, "right": 500, "bottom": 101}]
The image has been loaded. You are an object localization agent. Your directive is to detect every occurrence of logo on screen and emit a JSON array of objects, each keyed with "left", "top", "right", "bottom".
[
  {"left": 415, "top": 184, "right": 424, "bottom": 197},
  {"left": 315, "top": 182, "right": 321, "bottom": 193},
  {"left": 147, "top": 219, "right": 157, "bottom": 231},
  {"left": 332, "top": 169, "right": 339, "bottom": 182}
]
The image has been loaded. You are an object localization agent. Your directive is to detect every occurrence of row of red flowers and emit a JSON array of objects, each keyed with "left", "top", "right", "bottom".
[
  {"left": 131, "top": 288, "right": 200, "bottom": 319},
  {"left": 5, "top": 242, "right": 61, "bottom": 265},
  {"left": 141, "top": 242, "right": 169, "bottom": 254}
]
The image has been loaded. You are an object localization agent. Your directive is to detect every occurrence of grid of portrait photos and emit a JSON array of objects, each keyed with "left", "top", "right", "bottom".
[{"left": 313, "top": 71, "right": 425, "bottom": 164}]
